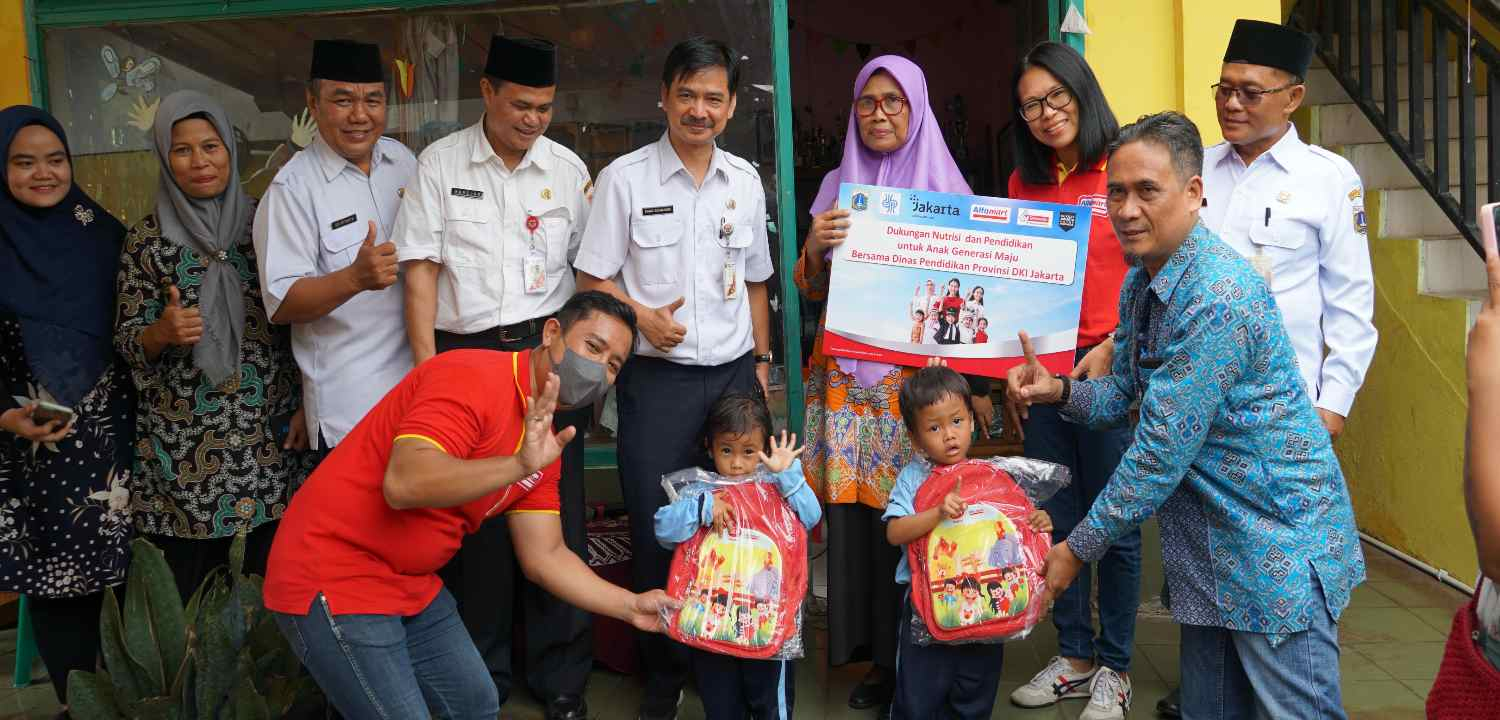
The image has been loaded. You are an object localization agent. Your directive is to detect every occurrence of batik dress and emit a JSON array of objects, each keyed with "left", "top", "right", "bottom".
[{"left": 114, "top": 209, "right": 311, "bottom": 540}]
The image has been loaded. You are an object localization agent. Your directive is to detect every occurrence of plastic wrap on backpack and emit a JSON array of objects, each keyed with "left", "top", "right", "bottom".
[
  {"left": 658, "top": 468, "right": 808, "bottom": 660},
  {"left": 905, "top": 457, "right": 1068, "bottom": 645}
]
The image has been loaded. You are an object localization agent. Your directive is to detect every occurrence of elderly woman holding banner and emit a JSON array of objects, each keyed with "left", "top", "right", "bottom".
[{"left": 793, "top": 54, "right": 990, "bottom": 714}]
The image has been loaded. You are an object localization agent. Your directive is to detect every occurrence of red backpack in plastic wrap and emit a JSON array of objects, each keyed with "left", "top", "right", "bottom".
[
  {"left": 907, "top": 458, "right": 1053, "bottom": 643},
  {"left": 664, "top": 479, "right": 808, "bottom": 659}
]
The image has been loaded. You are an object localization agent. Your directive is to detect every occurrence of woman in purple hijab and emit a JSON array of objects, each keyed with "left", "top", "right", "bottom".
[{"left": 793, "top": 55, "right": 991, "bottom": 711}]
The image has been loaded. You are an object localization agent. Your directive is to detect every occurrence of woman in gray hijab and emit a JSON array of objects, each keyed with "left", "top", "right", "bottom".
[{"left": 114, "top": 89, "right": 312, "bottom": 599}]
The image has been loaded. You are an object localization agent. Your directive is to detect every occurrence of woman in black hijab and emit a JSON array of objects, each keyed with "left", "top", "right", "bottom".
[{"left": 0, "top": 105, "right": 134, "bottom": 711}]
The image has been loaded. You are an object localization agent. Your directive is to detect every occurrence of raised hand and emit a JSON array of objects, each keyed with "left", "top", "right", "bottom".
[
  {"left": 350, "top": 221, "right": 398, "bottom": 291},
  {"left": 640, "top": 297, "right": 687, "bottom": 352},
  {"left": 155, "top": 284, "right": 203, "bottom": 347},
  {"left": 515, "top": 369, "right": 577, "bottom": 476},
  {"left": 756, "top": 430, "right": 805, "bottom": 473},
  {"left": 1005, "top": 331, "right": 1063, "bottom": 419},
  {"left": 290, "top": 109, "right": 317, "bottom": 149}
]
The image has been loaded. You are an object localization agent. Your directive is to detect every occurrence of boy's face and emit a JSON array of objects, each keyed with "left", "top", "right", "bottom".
[
  {"left": 909, "top": 392, "right": 973, "bottom": 465},
  {"left": 943, "top": 581, "right": 956, "bottom": 594}
]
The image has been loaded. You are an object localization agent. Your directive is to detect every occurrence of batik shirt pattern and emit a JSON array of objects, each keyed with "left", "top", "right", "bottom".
[
  {"left": 1063, "top": 224, "right": 1365, "bottom": 639},
  {"left": 114, "top": 211, "right": 312, "bottom": 539}
]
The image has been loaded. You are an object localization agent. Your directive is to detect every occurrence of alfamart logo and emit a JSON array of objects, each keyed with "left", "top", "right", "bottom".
[
  {"left": 969, "top": 204, "right": 1012, "bottom": 223},
  {"left": 879, "top": 191, "right": 903, "bottom": 215},
  {"left": 1018, "top": 208, "right": 1054, "bottom": 228}
]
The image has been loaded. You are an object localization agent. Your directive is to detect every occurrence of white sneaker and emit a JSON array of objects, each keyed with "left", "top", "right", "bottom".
[
  {"left": 1078, "top": 666, "right": 1132, "bottom": 720},
  {"left": 1009, "top": 655, "right": 1096, "bottom": 708}
]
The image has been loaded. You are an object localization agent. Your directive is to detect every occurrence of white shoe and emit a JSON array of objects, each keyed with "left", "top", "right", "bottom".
[
  {"left": 1009, "top": 655, "right": 1096, "bottom": 708},
  {"left": 1078, "top": 666, "right": 1131, "bottom": 720}
]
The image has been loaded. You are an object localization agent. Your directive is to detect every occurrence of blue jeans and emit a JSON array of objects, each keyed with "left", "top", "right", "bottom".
[
  {"left": 1023, "top": 382, "right": 1141, "bottom": 673},
  {"left": 274, "top": 588, "right": 499, "bottom": 720},
  {"left": 1178, "top": 602, "right": 1346, "bottom": 720}
]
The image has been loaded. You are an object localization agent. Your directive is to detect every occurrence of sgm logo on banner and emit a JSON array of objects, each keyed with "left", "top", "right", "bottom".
[
  {"left": 879, "top": 191, "right": 903, "bottom": 215},
  {"left": 1018, "top": 208, "right": 1054, "bottom": 228},
  {"left": 1059, "top": 211, "right": 1077, "bottom": 231},
  {"left": 969, "top": 204, "right": 1012, "bottom": 223}
]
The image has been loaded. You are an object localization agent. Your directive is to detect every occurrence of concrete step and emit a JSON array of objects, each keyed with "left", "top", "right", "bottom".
[
  {"left": 1316, "top": 95, "right": 1491, "bottom": 146},
  {"left": 1378, "top": 184, "right": 1490, "bottom": 238},
  {"left": 1420, "top": 235, "right": 1488, "bottom": 298},
  {"left": 1341, "top": 137, "right": 1490, "bottom": 190},
  {"left": 1304, "top": 62, "right": 1466, "bottom": 105}
]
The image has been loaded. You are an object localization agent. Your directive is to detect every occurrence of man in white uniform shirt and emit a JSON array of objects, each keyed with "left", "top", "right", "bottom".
[
  {"left": 254, "top": 39, "right": 415, "bottom": 455},
  {"left": 1153, "top": 20, "right": 1377, "bottom": 718},
  {"left": 574, "top": 37, "right": 774, "bottom": 720},
  {"left": 391, "top": 35, "right": 593, "bottom": 720},
  {"left": 1202, "top": 19, "right": 1377, "bottom": 439}
]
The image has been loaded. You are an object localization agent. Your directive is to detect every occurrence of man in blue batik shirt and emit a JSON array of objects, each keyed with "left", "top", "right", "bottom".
[{"left": 1007, "top": 111, "right": 1365, "bottom": 719}]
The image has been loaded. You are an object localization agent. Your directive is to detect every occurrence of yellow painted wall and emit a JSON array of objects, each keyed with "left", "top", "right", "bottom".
[
  {"left": 1086, "top": 0, "right": 1281, "bottom": 143},
  {"left": 0, "top": 0, "right": 28, "bottom": 106},
  {"left": 1332, "top": 191, "right": 1475, "bottom": 582}
]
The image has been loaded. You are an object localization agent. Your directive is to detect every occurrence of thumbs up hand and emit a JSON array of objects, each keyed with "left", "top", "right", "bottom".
[
  {"left": 641, "top": 296, "right": 688, "bottom": 352},
  {"left": 350, "top": 220, "right": 398, "bottom": 291},
  {"left": 155, "top": 284, "right": 204, "bottom": 347}
]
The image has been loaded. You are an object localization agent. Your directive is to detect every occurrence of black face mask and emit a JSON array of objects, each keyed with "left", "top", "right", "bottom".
[{"left": 552, "top": 345, "right": 610, "bottom": 409}]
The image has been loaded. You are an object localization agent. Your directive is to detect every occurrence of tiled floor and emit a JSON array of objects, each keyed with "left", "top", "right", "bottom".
[{"left": 0, "top": 525, "right": 1464, "bottom": 719}]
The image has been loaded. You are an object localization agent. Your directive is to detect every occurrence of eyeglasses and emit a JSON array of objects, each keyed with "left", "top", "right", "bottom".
[
  {"left": 855, "top": 95, "right": 907, "bottom": 117},
  {"left": 1211, "top": 82, "right": 1299, "bottom": 107},
  {"left": 1019, "top": 86, "right": 1074, "bottom": 122}
]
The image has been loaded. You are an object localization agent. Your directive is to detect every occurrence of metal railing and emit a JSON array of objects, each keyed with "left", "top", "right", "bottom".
[{"left": 1293, "top": 0, "right": 1499, "bottom": 257}]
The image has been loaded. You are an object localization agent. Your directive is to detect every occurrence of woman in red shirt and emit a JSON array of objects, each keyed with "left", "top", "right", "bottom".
[{"left": 1001, "top": 42, "right": 1142, "bottom": 720}]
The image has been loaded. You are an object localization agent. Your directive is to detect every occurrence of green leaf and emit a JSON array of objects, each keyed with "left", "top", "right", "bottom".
[
  {"left": 122, "top": 538, "right": 188, "bottom": 694},
  {"left": 126, "top": 696, "right": 180, "bottom": 720},
  {"left": 229, "top": 528, "right": 248, "bottom": 578},
  {"left": 65, "top": 670, "right": 126, "bottom": 719},
  {"left": 195, "top": 580, "right": 238, "bottom": 720},
  {"left": 97, "top": 586, "right": 146, "bottom": 705},
  {"left": 232, "top": 652, "right": 271, "bottom": 720}
]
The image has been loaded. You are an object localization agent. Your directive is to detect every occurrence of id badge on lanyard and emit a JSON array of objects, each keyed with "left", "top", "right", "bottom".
[
  {"left": 719, "top": 216, "right": 738, "bottom": 300},
  {"left": 523, "top": 215, "right": 547, "bottom": 295}
]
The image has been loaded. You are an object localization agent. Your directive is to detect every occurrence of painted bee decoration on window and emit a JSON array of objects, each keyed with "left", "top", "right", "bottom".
[{"left": 99, "top": 45, "right": 162, "bottom": 103}]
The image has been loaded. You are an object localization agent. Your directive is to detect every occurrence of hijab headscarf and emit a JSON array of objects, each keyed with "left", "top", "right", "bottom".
[
  {"left": 0, "top": 105, "right": 126, "bottom": 407},
  {"left": 810, "top": 55, "right": 971, "bottom": 387},
  {"left": 151, "top": 90, "right": 251, "bottom": 385}
]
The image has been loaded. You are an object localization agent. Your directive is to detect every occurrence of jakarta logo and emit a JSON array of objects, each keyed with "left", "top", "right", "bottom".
[{"left": 851, "top": 192, "right": 869, "bottom": 212}]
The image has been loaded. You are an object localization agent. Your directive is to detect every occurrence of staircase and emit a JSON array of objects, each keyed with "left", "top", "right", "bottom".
[{"left": 1295, "top": 0, "right": 1491, "bottom": 301}]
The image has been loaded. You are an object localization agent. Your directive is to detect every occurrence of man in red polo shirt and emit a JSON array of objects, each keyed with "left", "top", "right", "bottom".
[{"left": 265, "top": 291, "right": 669, "bottom": 720}]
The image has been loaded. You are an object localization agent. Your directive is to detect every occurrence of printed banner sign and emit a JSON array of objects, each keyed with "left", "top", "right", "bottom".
[{"left": 822, "top": 183, "right": 1093, "bottom": 378}]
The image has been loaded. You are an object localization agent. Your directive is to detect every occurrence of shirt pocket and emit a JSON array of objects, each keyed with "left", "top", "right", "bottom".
[
  {"left": 442, "top": 203, "right": 494, "bottom": 268},
  {"left": 630, "top": 214, "right": 682, "bottom": 286},
  {"left": 527, "top": 203, "right": 573, "bottom": 272},
  {"left": 319, "top": 223, "right": 367, "bottom": 271},
  {"left": 1249, "top": 218, "right": 1312, "bottom": 254}
]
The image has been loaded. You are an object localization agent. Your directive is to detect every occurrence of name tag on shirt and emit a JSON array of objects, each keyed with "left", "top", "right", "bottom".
[
  {"left": 641, "top": 205, "right": 674, "bottom": 216},
  {"left": 451, "top": 187, "right": 484, "bottom": 200},
  {"left": 330, "top": 214, "right": 357, "bottom": 230}
]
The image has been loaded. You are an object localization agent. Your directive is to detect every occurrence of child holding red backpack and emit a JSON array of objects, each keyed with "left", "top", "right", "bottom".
[
  {"left": 884, "top": 366, "right": 1057, "bottom": 720},
  {"left": 653, "top": 393, "right": 822, "bottom": 720}
]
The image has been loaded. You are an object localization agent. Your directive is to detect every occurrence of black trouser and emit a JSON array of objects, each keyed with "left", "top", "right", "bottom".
[
  {"left": 891, "top": 596, "right": 1005, "bottom": 720},
  {"left": 30, "top": 591, "right": 109, "bottom": 705},
  {"left": 615, "top": 352, "right": 760, "bottom": 708},
  {"left": 691, "top": 649, "right": 796, "bottom": 720},
  {"left": 152, "top": 520, "right": 279, "bottom": 603},
  {"left": 433, "top": 327, "right": 593, "bottom": 704}
]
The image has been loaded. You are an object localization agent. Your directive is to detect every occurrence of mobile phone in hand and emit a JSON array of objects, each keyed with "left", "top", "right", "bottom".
[
  {"left": 1481, "top": 202, "right": 1500, "bottom": 259},
  {"left": 10, "top": 396, "right": 75, "bottom": 427}
]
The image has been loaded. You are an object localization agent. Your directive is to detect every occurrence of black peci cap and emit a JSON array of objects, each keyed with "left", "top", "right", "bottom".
[
  {"left": 1222, "top": 19, "right": 1317, "bottom": 78},
  {"left": 310, "top": 39, "right": 384, "bottom": 84},
  {"left": 485, "top": 35, "right": 558, "bottom": 88}
]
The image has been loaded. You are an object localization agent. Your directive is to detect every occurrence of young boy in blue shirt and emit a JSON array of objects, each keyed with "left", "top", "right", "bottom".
[
  {"left": 654, "top": 393, "right": 822, "bottom": 720},
  {"left": 884, "top": 366, "right": 1051, "bottom": 719}
]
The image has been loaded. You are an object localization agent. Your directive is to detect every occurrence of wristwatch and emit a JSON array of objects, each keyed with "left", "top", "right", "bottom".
[
  {"left": 753, "top": 352, "right": 774, "bottom": 365},
  {"left": 1055, "top": 374, "right": 1072, "bottom": 404}
]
